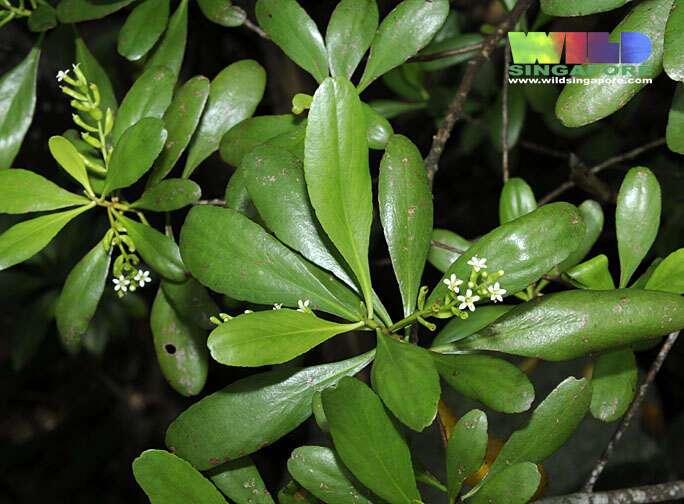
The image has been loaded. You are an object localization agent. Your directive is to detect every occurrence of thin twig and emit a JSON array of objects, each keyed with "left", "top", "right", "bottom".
[
  {"left": 409, "top": 42, "right": 485, "bottom": 62},
  {"left": 502, "top": 39, "right": 511, "bottom": 183},
  {"left": 431, "top": 239, "right": 466, "bottom": 255},
  {"left": 520, "top": 141, "right": 570, "bottom": 160},
  {"left": 583, "top": 331, "right": 680, "bottom": 492},
  {"left": 243, "top": 18, "right": 270, "bottom": 40},
  {"left": 424, "top": 0, "right": 534, "bottom": 186},
  {"left": 537, "top": 480, "right": 684, "bottom": 504},
  {"left": 193, "top": 198, "right": 226, "bottom": 206}
]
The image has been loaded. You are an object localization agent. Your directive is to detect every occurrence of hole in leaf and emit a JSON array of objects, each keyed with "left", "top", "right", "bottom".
[{"left": 164, "top": 344, "right": 177, "bottom": 355}]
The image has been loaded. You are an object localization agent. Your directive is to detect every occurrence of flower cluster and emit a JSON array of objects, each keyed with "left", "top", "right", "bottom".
[
  {"left": 111, "top": 270, "right": 151, "bottom": 297},
  {"left": 439, "top": 256, "right": 506, "bottom": 314}
]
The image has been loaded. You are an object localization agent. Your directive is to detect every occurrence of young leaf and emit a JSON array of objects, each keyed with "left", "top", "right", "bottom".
[
  {"left": 357, "top": 0, "right": 449, "bottom": 93},
  {"left": 565, "top": 254, "right": 615, "bottom": 290},
  {"left": 56, "top": 238, "right": 112, "bottom": 348},
  {"left": 117, "top": 215, "right": 185, "bottom": 282},
  {"left": 645, "top": 248, "right": 684, "bottom": 294},
  {"left": 666, "top": 83, "right": 684, "bottom": 154},
  {"left": 326, "top": 0, "right": 378, "bottom": 79},
  {"left": 287, "top": 446, "right": 374, "bottom": 504},
  {"left": 165, "top": 351, "right": 374, "bottom": 470},
  {"left": 446, "top": 409, "right": 488, "bottom": 500},
  {"left": 132, "top": 449, "right": 227, "bottom": 504},
  {"left": 197, "top": 0, "right": 246, "bottom": 27},
  {"left": 132, "top": 179, "right": 201, "bottom": 211},
  {"left": 151, "top": 288, "right": 208, "bottom": 396},
  {"left": 453, "top": 289, "right": 684, "bottom": 360},
  {"left": 75, "top": 33, "right": 118, "bottom": 115},
  {"left": 117, "top": 0, "right": 170, "bottom": 61},
  {"left": 540, "top": 0, "right": 629, "bottom": 16},
  {"left": 379, "top": 134, "right": 433, "bottom": 317},
  {"left": 471, "top": 462, "right": 540, "bottom": 504},
  {"left": 0, "top": 169, "right": 88, "bottom": 213},
  {"left": 433, "top": 354, "right": 534, "bottom": 413},
  {"left": 431, "top": 305, "right": 512, "bottom": 347},
  {"left": 208, "top": 310, "right": 363, "bottom": 367},
  {"left": 305, "top": 77, "right": 374, "bottom": 315},
  {"left": 255, "top": 0, "right": 328, "bottom": 83},
  {"left": 148, "top": 76, "right": 210, "bottom": 185},
  {"left": 557, "top": 199, "right": 604, "bottom": 272},
  {"left": 183, "top": 60, "right": 266, "bottom": 178},
  {"left": 28, "top": 3, "right": 57, "bottom": 32},
  {"left": 111, "top": 66, "right": 175, "bottom": 143},
  {"left": 0, "top": 43, "right": 40, "bottom": 170},
  {"left": 0, "top": 204, "right": 94, "bottom": 271},
  {"left": 664, "top": 0, "right": 684, "bottom": 82},
  {"left": 48, "top": 135, "right": 94, "bottom": 195},
  {"left": 590, "top": 348, "right": 637, "bottom": 422},
  {"left": 207, "top": 457, "right": 274, "bottom": 504},
  {"left": 371, "top": 333, "right": 440, "bottom": 431},
  {"left": 499, "top": 177, "right": 536, "bottom": 225},
  {"left": 616, "top": 167, "right": 661, "bottom": 287},
  {"left": 161, "top": 278, "right": 219, "bottom": 330},
  {"left": 57, "top": 0, "right": 134, "bottom": 22},
  {"left": 321, "top": 377, "right": 421, "bottom": 504},
  {"left": 427, "top": 228, "right": 470, "bottom": 273},
  {"left": 146, "top": 0, "right": 188, "bottom": 76},
  {"left": 363, "top": 103, "right": 393, "bottom": 149}
]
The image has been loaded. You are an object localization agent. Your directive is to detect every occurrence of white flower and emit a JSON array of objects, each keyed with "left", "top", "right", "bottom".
[
  {"left": 443, "top": 274, "right": 463, "bottom": 293},
  {"left": 72, "top": 63, "right": 80, "bottom": 71},
  {"left": 457, "top": 289, "right": 480, "bottom": 312},
  {"left": 134, "top": 270, "right": 151, "bottom": 287},
  {"left": 297, "top": 299, "right": 310, "bottom": 312},
  {"left": 273, "top": 303, "right": 283, "bottom": 310},
  {"left": 467, "top": 256, "right": 487, "bottom": 272},
  {"left": 56, "top": 69, "right": 69, "bottom": 82},
  {"left": 487, "top": 282, "right": 506, "bottom": 303},
  {"left": 112, "top": 275, "right": 130, "bottom": 293}
]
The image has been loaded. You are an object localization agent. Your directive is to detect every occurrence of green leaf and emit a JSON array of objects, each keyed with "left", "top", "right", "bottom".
[
  {"left": 369, "top": 99, "right": 427, "bottom": 120},
  {"left": 446, "top": 409, "right": 488, "bottom": 500},
  {"left": 666, "top": 83, "right": 684, "bottom": 154},
  {"left": 288, "top": 446, "right": 374, "bottom": 504},
  {"left": 453, "top": 289, "right": 684, "bottom": 360},
  {"left": 471, "top": 462, "right": 540, "bottom": 504},
  {"left": 0, "top": 204, "right": 93, "bottom": 271},
  {"left": 565, "top": 254, "right": 615, "bottom": 290},
  {"left": 433, "top": 353, "right": 534, "bottom": 413},
  {"left": 165, "top": 352, "right": 374, "bottom": 470},
  {"left": 431, "top": 304, "right": 512, "bottom": 348},
  {"left": 427, "top": 228, "right": 470, "bottom": 273},
  {"left": 664, "top": 0, "right": 684, "bottom": 81},
  {"left": 151, "top": 288, "right": 208, "bottom": 396},
  {"left": 540, "top": 0, "right": 629, "bottom": 15},
  {"left": 379, "top": 135, "right": 432, "bottom": 317},
  {"left": 555, "top": 0, "right": 673, "bottom": 127},
  {"left": 305, "top": 77, "right": 373, "bottom": 315},
  {"left": 117, "top": 215, "right": 185, "bottom": 282},
  {"left": 148, "top": 76, "right": 210, "bottom": 185},
  {"left": 132, "top": 179, "right": 201, "bottom": 211},
  {"left": 0, "top": 169, "right": 88, "bottom": 213},
  {"left": 616, "top": 167, "right": 661, "bottom": 287},
  {"left": 358, "top": 0, "right": 449, "bottom": 93},
  {"left": 312, "top": 391, "right": 329, "bottom": 432},
  {"left": 28, "top": 3, "right": 57, "bottom": 32},
  {"left": 197, "top": 0, "right": 246, "bottom": 27},
  {"left": 146, "top": 0, "right": 188, "bottom": 76},
  {"left": 382, "top": 65, "right": 428, "bottom": 102},
  {"left": 75, "top": 33, "right": 118, "bottom": 115},
  {"left": 326, "top": 0, "right": 378, "bottom": 79},
  {"left": 56, "top": 238, "right": 112, "bottom": 348},
  {"left": 117, "top": 0, "right": 169, "bottom": 61},
  {"left": 279, "top": 481, "right": 320, "bottom": 504},
  {"left": 590, "top": 348, "right": 637, "bottom": 422},
  {"left": 419, "top": 33, "right": 484, "bottom": 72},
  {"left": 207, "top": 457, "right": 274, "bottom": 504},
  {"left": 645, "top": 248, "right": 684, "bottom": 294},
  {"left": 255, "top": 0, "right": 328, "bottom": 83},
  {"left": 0, "top": 43, "right": 40, "bottom": 170},
  {"left": 180, "top": 205, "right": 363, "bottom": 320},
  {"left": 161, "top": 277, "right": 219, "bottom": 330},
  {"left": 427, "top": 203, "right": 586, "bottom": 307},
  {"left": 523, "top": 82, "right": 559, "bottom": 115},
  {"left": 363, "top": 103, "right": 393, "bottom": 150},
  {"left": 183, "top": 60, "right": 266, "bottom": 178},
  {"left": 208, "top": 309, "right": 363, "bottom": 367},
  {"left": 499, "top": 177, "right": 536, "bottom": 225},
  {"left": 111, "top": 66, "right": 174, "bottom": 144},
  {"left": 57, "top": 0, "right": 134, "bottom": 22},
  {"left": 132, "top": 449, "right": 227, "bottom": 504},
  {"left": 557, "top": 199, "right": 604, "bottom": 273},
  {"left": 631, "top": 257, "right": 663, "bottom": 289},
  {"left": 48, "top": 135, "right": 94, "bottom": 195},
  {"left": 321, "top": 377, "right": 421, "bottom": 504}
]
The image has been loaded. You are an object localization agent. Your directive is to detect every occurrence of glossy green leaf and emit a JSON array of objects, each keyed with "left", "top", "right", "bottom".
[
  {"left": 472, "top": 462, "right": 540, "bottom": 504},
  {"left": 28, "top": 3, "right": 57, "bottom": 32},
  {"left": 664, "top": 0, "right": 684, "bottom": 81},
  {"left": 540, "top": 0, "right": 629, "bottom": 15},
  {"left": 75, "top": 33, "right": 117, "bottom": 115},
  {"left": 557, "top": 199, "right": 604, "bottom": 272},
  {"left": 165, "top": 351, "right": 374, "bottom": 470},
  {"left": 381, "top": 65, "right": 428, "bottom": 102},
  {"left": 524, "top": 83, "right": 559, "bottom": 115},
  {"left": 326, "top": 0, "right": 378, "bottom": 79},
  {"left": 197, "top": 0, "right": 246, "bottom": 27},
  {"left": 312, "top": 391, "right": 329, "bottom": 432},
  {"left": 0, "top": 43, "right": 40, "bottom": 170},
  {"left": 427, "top": 228, "right": 470, "bottom": 273},
  {"left": 118, "top": 0, "right": 169, "bottom": 61},
  {"left": 48, "top": 135, "right": 93, "bottom": 194},
  {"left": 590, "top": 348, "right": 637, "bottom": 422},
  {"left": 566, "top": 254, "right": 615, "bottom": 290},
  {"left": 555, "top": 0, "right": 673, "bottom": 127},
  {"left": 446, "top": 409, "right": 488, "bottom": 500},
  {"left": 645, "top": 248, "right": 684, "bottom": 294},
  {"left": 0, "top": 204, "right": 93, "bottom": 271},
  {"left": 631, "top": 257, "right": 663, "bottom": 289},
  {"left": 56, "top": 238, "right": 112, "bottom": 348},
  {"left": 616, "top": 167, "right": 661, "bottom": 287},
  {"left": 305, "top": 77, "right": 373, "bottom": 315},
  {"left": 288, "top": 446, "right": 374, "bottom": 504},
  {"left": 151, "top": 288, "right": 208, "bottom": 396},
  {"left": 427, "top": 203, "right": 586, "bottom": 307},
  {"left": 57, "top": 0, "right": 134, "bottom": 22},
  {"left": 148, "top": 76, "right": 211, "bottom": 185},
  {"left": 369, "top": 99, "right": 426, "bottom": 119},
  {"left": 321, "top": 377, "right": 421, "bottom": 504},
  {"left": 183, "top": 60, "right": 266, "bottom": 178},
  {"left": 132, "top": 449, "right": 226, "bottom": 504},
  {"left": 453, "top": 289, "right": 684, "bottom": 360},
  {"left": 419, "top": 33, "right": 484, "bottom": 72},
  {"left": 255, "top": 0, "right": 328, "bottom": 83},
  {"left": 111, "top": 66, "right": 174, "bottom": 144},
  {"left": 146, "top": 0, "right": 188, "bottom": 76},
  {"left": 0, "top": 169, "right": 88, "bottom": 213},
  {"left": 207, "top": 457, "right": 274, "bottom": 504},
  {"left": 432, "top": 304, "right": 512, "bottom": 348},
  {"left": 489, "top": 85, "right": 526, "bottom": 151},
  {"left": 499, "top": 177, "right": 536, "bottom": 225},
  {"left": 279, "top": 481, "right": 320, "bottom": 504},
  {"left": 132, "top": 179, "right": 201, "bottom": 211},
  {"left": 161, "top": 278, "right": 219, "bottom": 330},
  {"left": 180, "top": 205, "right": 362, "bottom": 320},
  {"left": 358, "top": 0, "right": 449, "bottom": 93},
  {"left": 666, "top": 83, "right": 684, "bottom": 154},
  {"left": 379, "top": 135, "right": 433, "bottom": 316},
  {"left": 363, "top": 103, "right": 393, "bottom": 149}
]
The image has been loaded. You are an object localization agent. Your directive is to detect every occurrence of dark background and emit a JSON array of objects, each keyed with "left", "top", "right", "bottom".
[{"left": 1, "top": 1, "right": 683, "bottom": 502}]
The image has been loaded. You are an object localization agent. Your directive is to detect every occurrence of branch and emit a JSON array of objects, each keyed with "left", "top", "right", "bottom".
[
  {"left": 409, "top": 41, "right": 485, "bottom": 62},
  {"left": 193, "top": 198, "right": 226, "bottom": 206},
  {"left": 431, "top": 239, "right": 466, "bottom": 255},
  {"left": 424, "top": 0, "right": 535, "bottom": 186},
  {"left": 536, "top": 481, "right": 684, "bottom": 504},
  {"left": 583, "top": 331, "right": 680, "bottom": 492},
  {"left": 243, "top": 17, "right": 270, "bottom": 40},
  {"left": 502, "top": 39, "right": 511, "bottom": 183}
]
